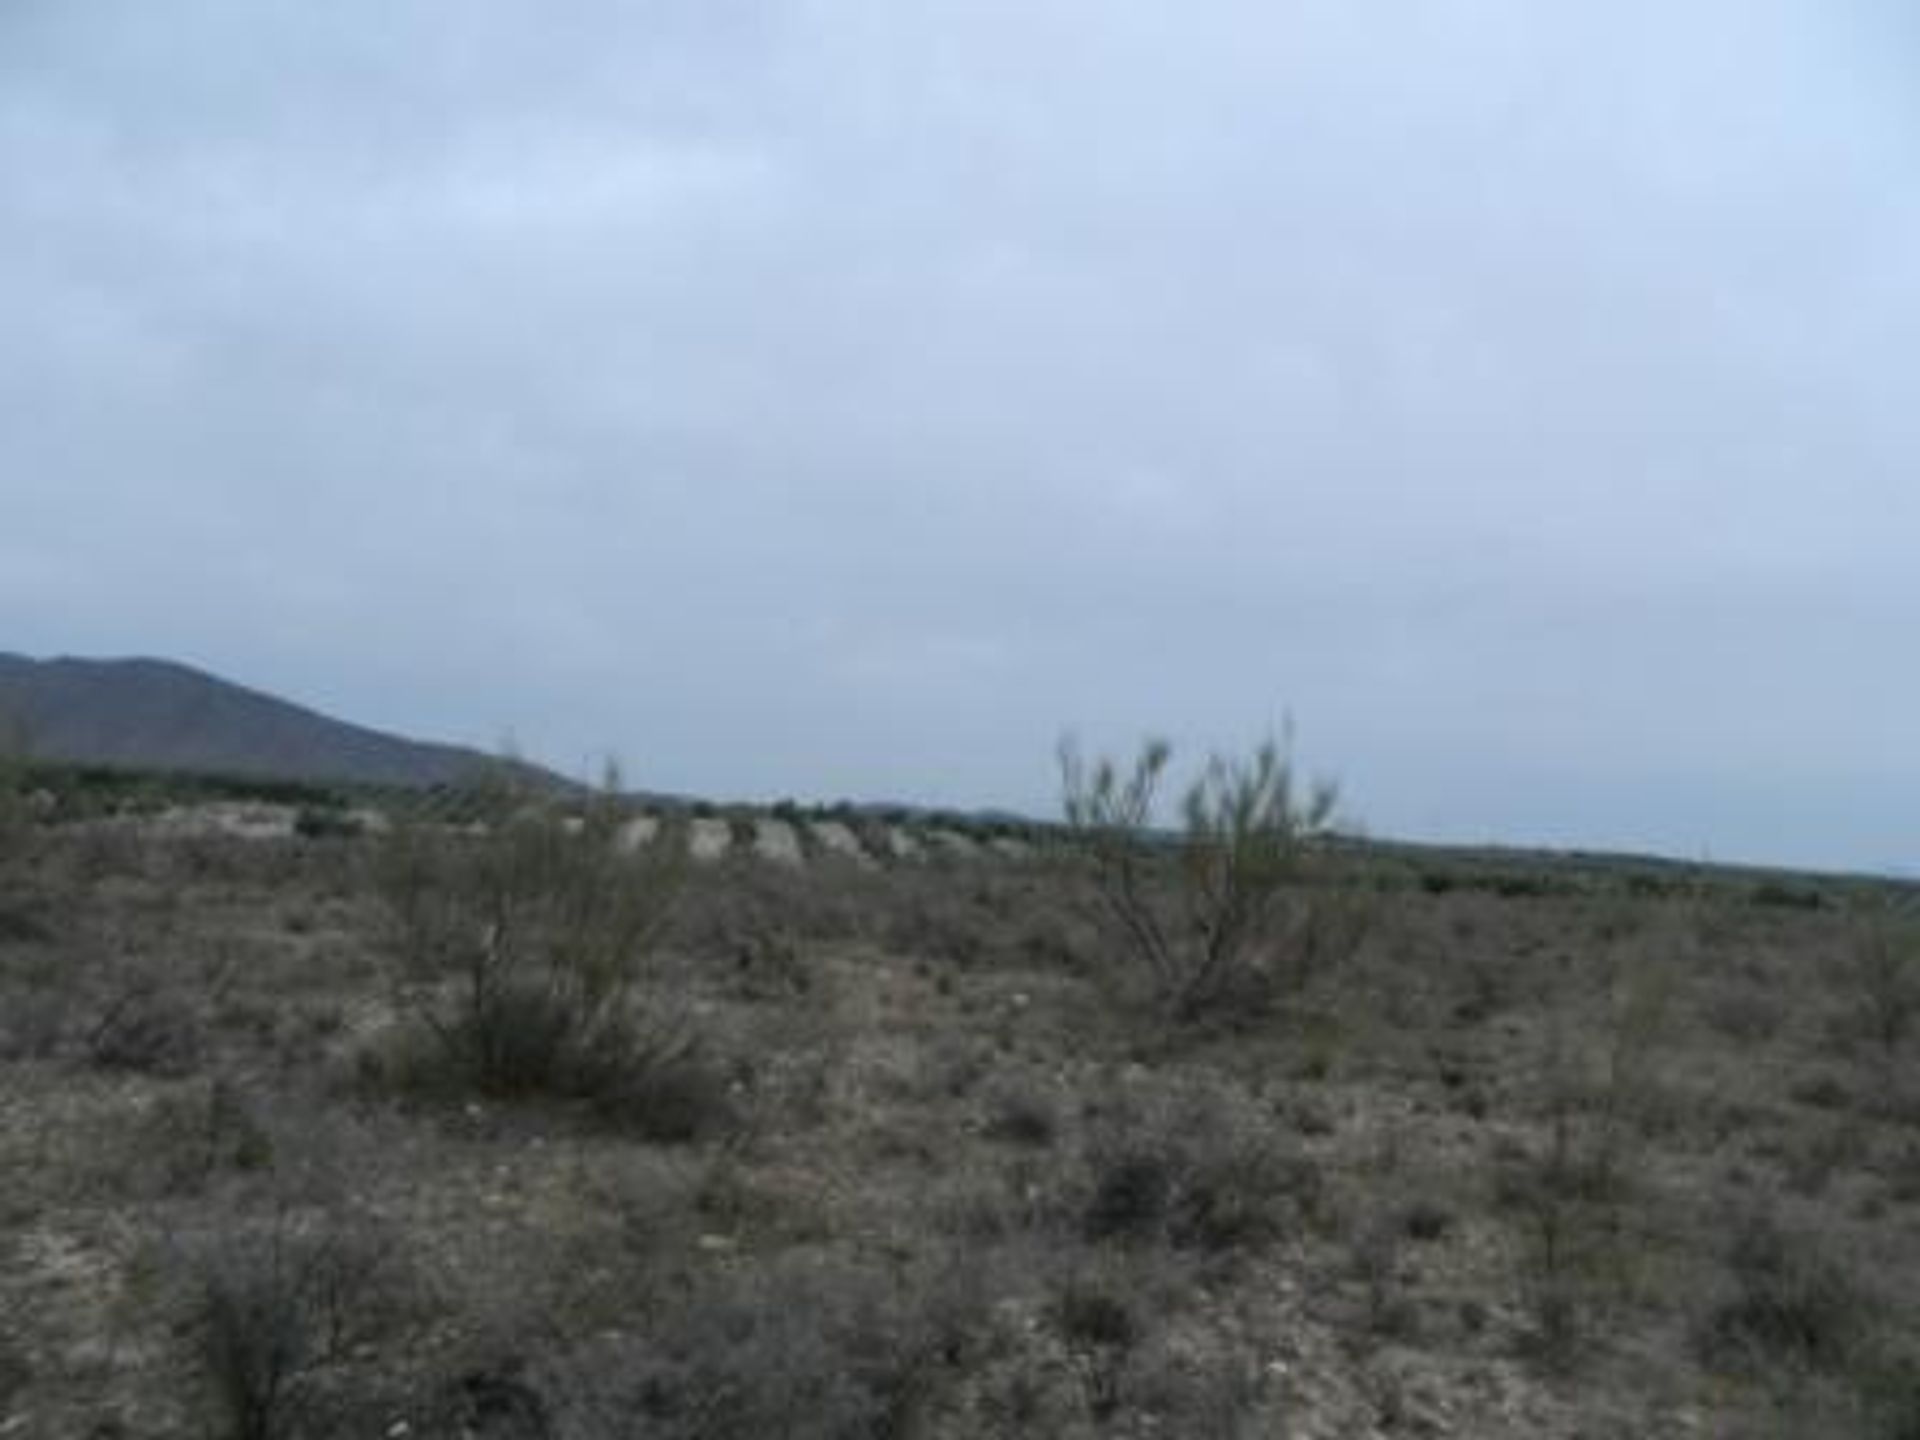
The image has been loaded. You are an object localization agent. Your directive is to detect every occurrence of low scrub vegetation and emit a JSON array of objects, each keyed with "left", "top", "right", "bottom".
[{"left": 3, "top": 761, "right": 1920, "bottom": 1436}]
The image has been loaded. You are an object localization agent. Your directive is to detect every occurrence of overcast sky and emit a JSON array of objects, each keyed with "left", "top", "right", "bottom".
[{"left": 3, "top": 2, "right": 1917, "bottom": 872}]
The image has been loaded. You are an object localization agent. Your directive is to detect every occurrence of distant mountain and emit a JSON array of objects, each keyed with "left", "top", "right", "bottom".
[{"left": 0, "top": 653, "right": 539, "bottom": 790}]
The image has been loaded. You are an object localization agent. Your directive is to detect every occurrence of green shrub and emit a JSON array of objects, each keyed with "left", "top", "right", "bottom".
[
  {"left": 372, "top": 767, "right": 689, "bottom": 1113},
  {"left": 1058, "top": 731, "right": 1344, "bottom": 1021}
]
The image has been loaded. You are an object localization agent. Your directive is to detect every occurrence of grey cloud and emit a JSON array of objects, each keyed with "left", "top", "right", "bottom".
[{"left": 3, "top": 1, "right": 1916, "bottom": 869}]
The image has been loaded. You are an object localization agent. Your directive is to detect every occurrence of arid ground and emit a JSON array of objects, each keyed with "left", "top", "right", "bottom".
[{"left": 2, "top": 777, "right": 1918, "bottom": 1438}]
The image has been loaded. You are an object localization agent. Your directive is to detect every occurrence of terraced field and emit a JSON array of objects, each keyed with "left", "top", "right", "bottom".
[{"left": 128, "top": 797, "right": 1046, "bottom": 869}]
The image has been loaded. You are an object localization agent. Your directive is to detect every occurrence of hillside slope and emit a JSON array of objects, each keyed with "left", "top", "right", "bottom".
[{"left": 0, "top": 653, "right": 517, "bottom": 788}]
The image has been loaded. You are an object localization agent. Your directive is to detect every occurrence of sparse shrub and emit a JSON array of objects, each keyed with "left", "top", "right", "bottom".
[
  {"left": 0, "top": 981, "right": 69, "bottom": 1061},
  {"left": 185, "top": 1206, "right": 417, "bottom": 1440},
  {"left": 727, "top": 920, "right": 812, "bottom": 999},
  {"left": 585, "top": 1035, "right": 735, "bottom": 1144},
  {"left": 431, "top": 1362, "right": 552, "bottom": 1440},
  {"left": 1058, "top": 731, "right": 1343, "bottom": 1022},
  {"left": 1080, "top": 1086, "right": 1319, "bottom": 1251},
  {"left": 371, "top": 767, "right": 690, "bottom": 1117},
  {"left": 549, "top": 1254, "right": 972, "bottom": 1440},
  {"left": 1752, "top": 880, "right": 1826, "bottom": 911},
  {"left": 87, "top": 977, "right": 204, "bottom": 1076},
  {"left": 0, "top": 901, "right": 51, "bottom": 946},
  {"left": 1696, "top": 1207, "right": 1868, "bottom": 1374},
  {"left": 984, "top": 1078, "right": 1059, "bottom": 1147},
  {"left": 884, "top": 891, "right": 988, "bottom": 969},
  {"left": 1097, "top": 1345, "right": 1266, "bottom": 1436},
  {"left": 1851, "top": 1354, "right": 1920, "bottom": 1440},
  {"left": 1084, "top": 1150, "right": 1176, "bottom": 1243},
  {"left": 143, "top": 1077, "right": 279, "bottom": 1194},
  {"left": 0, "top": 710, "right": 33, "bottom": 870},
  {"left": 1013, "top": 909, "right": 1084, "bottom": 974},
  {"left": 1051, "top": 1274, "right": 1141, "bottom": 1350},
  {"left": 1349, "top": 1212, "right": 1419, "bottom": 1342},
  {"left": 1784, "top": 1121, "right": 1869, "bottom": 1198},
  {"left": 1791, "top": 1070, "right": 1854, "bottom": 1112},
  {"left": 1289, "top": 885, "right": 1375, "bottom": 986},
  {"left": 1848, "top": 911, "right": 1920, "bottom": 1061},
  {"left": 1401, "top": 1199, "right": 1453, "bottom": 1243},
  {"left": 1490, "top": 871, "right": 1561, "bottom": 900},
  {"left": 0, "top": 1331, "right": 27, "bottom": 1414},
  {"left": 292, "top": 805, "right": 360, "bottom": 842},
  {"left": 1705, "top": 985, "right": 1786, "bottom": 1044},
  {"left": 1502, "top": 956, "right": 1671, "bottom": 1371}
]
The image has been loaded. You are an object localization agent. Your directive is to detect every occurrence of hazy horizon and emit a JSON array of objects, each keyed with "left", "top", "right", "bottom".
[{"left": 5, "top": 3, "right": 1917, "bottom": 874}]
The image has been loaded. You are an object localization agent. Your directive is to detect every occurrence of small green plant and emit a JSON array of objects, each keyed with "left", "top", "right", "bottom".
[{"left": 1058, "top": 730, "right": 1342, "bottom": 1021}]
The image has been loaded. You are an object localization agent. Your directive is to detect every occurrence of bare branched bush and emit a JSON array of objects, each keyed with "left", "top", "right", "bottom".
[
  {"left": 1059, "top": 732, "right": 1344, "bottom": 1021},
  {"left": 371, "top": 766, "right": 694, "bottom": 1119},
  {"left": 1503, "top": 950, "right": 1673, "bottom": 1370},
  {"left": 185, "top": 1206, "right": 418, "bottom": 1440}
]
